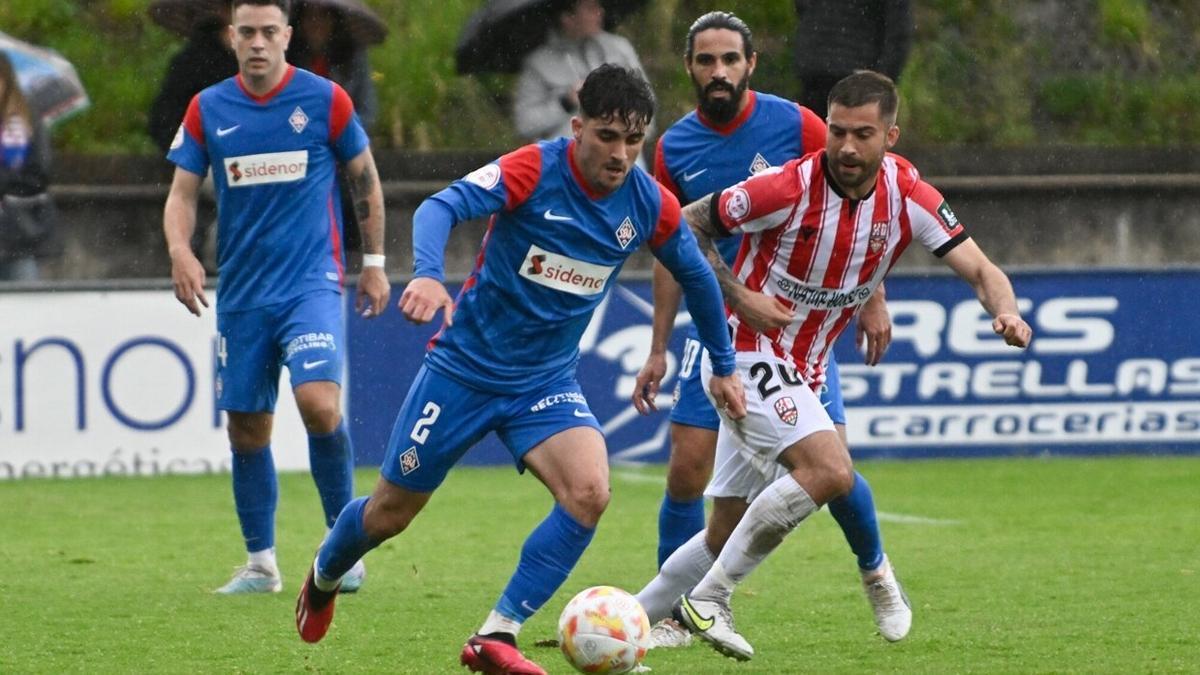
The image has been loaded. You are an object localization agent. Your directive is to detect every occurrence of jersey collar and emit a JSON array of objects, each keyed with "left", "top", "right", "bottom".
[
  {"left": 696, "top": 90, "right": 757, "bottom": 135},
  {"left": 821, "top": 152, "right": 878, "bottom": 202},
  {"left": 236, "top": 65, "right": 296, "bottom": 105}
]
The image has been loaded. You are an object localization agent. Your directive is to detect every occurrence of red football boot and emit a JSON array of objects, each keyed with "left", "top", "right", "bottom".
[
  {"left": 459, "top": 634, "right": 547, "bottom": 675},
  {"left": 295, "top": 564, "right": 340, "bottom": 643}
]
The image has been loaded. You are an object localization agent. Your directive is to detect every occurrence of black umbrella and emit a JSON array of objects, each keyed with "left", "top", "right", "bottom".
[
  {"left": 147, "top": 0, "right": 227, "bottom": 37},
  {"left": 455, "top": 0, "right": 648, "bottom": 75},
  {"left": 149, "top": 0, "right": 387, "bottom": 45},
  {"left": 293, "top": 0, "right": 388, "bottom": 45}
]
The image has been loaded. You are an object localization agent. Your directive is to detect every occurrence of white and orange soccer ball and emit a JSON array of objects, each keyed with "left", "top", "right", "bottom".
[{"left": 557, "top": 585, "right": 651, "bottom": 674}]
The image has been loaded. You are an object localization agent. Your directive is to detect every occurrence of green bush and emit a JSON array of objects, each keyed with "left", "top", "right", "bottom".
[{"left": 3, "top": 0, "right": 1199, "bottom": 153}]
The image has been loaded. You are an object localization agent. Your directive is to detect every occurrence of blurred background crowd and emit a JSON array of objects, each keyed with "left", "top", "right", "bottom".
[{"left": 1, "top": 0, "right": 1199, "bottom": 279}]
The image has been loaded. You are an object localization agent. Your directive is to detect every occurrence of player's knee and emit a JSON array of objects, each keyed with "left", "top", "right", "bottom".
[
  {"left": 824, "top": 458, "right": 856, "bottom": 498},
  {"left": 665, "top": 444, "right": 712, "bottom": 500},
  {"left": 561, "top": 482, "right": 610, "bottom": 528},
  {"left": 227, "top": 416, "right": 271, "bottom": 450},
  {"left": 298, "top": 400, "right": 341, "bottom": 435}
]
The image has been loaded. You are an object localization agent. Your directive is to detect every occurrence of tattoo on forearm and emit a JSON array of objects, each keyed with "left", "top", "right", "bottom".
[
  {"left": 349, "top": 163, "right": 384, "bottom": 252},
  {"left": 351, "top": 164, "right": 375, "bottom": 224},
  {"left": 684, "top": 195, "right": 743, "bottom": 309}
]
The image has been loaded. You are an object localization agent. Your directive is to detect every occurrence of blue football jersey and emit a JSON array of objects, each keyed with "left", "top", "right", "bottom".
[
  {"left": 655, "top": 90, "right": 826, "bottom": 267},
  {"left": 167, "top": 66, "right": 369, "bottom": 311},
  {"left": 415, "top": 137, "right": 735, "bottom": 393}
]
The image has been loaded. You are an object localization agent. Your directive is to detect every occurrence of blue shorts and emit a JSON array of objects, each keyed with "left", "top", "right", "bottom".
[
  {"left": 215, "top": 289, "right": 344, "bottom": 413},
  {"left": 380, "top": 364, "right": 603, "bottom": 492},
  {"left": 668, "top": 337, "right": 847, "bottom": 429}
]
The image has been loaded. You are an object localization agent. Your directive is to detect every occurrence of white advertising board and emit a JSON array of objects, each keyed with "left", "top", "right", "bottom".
[{"left": 0, "top": 291, "right": 310, "bottom": 479}]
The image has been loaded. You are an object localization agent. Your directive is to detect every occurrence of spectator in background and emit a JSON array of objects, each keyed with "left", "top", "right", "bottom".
[
  {"left": 287, "top": 1, "right": 377, "bottom": 126},
  {"left": 512, "top": 0, "right": 651, "bottom": 151},
  {"left": 0, "top": 53, "right": 57, "bottom": 281},
  {"left": 147, "top": 4, "right": 237, "bottom": 272},
  {"left": 287, "top": 0, "right": 378, "bottom": 254},
  {"left": 147, "top": 6, "right": 237, "bottom": 153},
  {"left": 792, "top": 0, "right": 913, "bottom": 119}
]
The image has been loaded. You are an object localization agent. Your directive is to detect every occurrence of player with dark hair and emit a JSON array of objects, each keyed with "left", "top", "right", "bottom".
[
  {"left": 633, "top": 11, "right": 906, "bottom": 647},
  {"left": 163, "top": 0, "right": 389, "bottom": 594},
  {"left": 294, "top": 64, "right": 747, "bottom": 675},
  {"left": 671, "top": 70, "right": 1031, "bottom": 661}
]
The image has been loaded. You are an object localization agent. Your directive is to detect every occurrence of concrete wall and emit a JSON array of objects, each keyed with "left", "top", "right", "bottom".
[{"left": 30, "top": 147, "right": 1200, "bottom": 281}]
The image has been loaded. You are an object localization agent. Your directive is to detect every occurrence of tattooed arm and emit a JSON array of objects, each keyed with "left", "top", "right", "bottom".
[
  {"left": 345, "top": 148, "right": 390, "bottom": 318},
  {"left": 682, "top": 195, "right": 793, "bottom": 333}
]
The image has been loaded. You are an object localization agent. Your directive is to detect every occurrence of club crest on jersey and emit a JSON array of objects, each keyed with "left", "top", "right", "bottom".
[
  {"left": 869, "top": 221, "right": 889, "bottom": 252},
  {"left": 399, "top": 446, "right": 420, "bottom": 475},
  {"left": 774, "top": 397, "right": 798, "bottom": 426},
  {"left": 615, "top": 217, "right": 637, "bottom": 249},
  {"left": 289, "top": 106, "right": 309, "bottom": 133},
  {"left": 724, "top": 187, "right": 751, "bottom": 221},
  {"left": 749, "top": 152, "right": 771, "bottom": 175}
]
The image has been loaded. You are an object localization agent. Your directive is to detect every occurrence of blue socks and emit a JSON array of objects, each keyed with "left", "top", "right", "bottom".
[
  {"left": 309, "top": 419, "right": 355, "bottom": 528},
  {"left": 827, "top": 471, "right": 885, "bottom": 571},
  {"left": 495, "top": 504, "right": 595, "bottom": 622},
  {"left": 317, "top": 496, "right": 379, "bottom": 580},
  {"left": 657, "top": 493, "right": 705, "bottom": 569},
  {"left": 231, "top": 445, "right": 277, "bottom": 553}
]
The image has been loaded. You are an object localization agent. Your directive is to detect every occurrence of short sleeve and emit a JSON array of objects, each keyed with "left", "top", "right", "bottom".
[
  {"left": 329, "top": 82, "right": 369, "bottom": 162},
  {"left": 907, "top": 179, "right": 968, "bottom": 257},
  {"left": 166, "top": 94, "right": 209, "bottom": 176},
  {"left": 714, "top": 159, "right": 805, "bottom": 235}
]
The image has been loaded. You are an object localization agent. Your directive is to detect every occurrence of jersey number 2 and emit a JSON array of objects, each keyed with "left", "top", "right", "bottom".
[{"left": 410, "top": 402, "right": 442, "bottom": 444}]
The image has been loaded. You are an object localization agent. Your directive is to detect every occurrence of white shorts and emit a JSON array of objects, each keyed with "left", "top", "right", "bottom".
[{"left": 701, "top": 351, "right": 835, "bottom": 502}]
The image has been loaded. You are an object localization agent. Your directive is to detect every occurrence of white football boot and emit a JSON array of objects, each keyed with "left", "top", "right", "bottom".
[
  {"left": 648, "top": 619, "right": 693, "bottom": 649},
  {"left": 674, "top": 594, "right": 753, "bottom": 661},
  {"left": 862, "top": 554, "right": 912, "bottom": 641},
  {"left": 215, "top": 563, "right": 282, "bottom": 594}
]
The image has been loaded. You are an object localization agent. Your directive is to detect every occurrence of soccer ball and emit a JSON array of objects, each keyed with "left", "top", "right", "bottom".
[{"left": 558, "top": 585, "right": 650, "bottom": 674}]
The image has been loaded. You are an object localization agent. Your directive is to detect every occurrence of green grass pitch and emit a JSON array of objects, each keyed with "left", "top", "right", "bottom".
[{"left": 1, "top": 456, "right": 1197, "bottom": 673}]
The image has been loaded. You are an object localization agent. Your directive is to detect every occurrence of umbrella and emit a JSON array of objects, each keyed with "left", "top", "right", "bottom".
[
  {"left": 294, "top": 0, "right": 388, "bottom": 45},
  {"left": 149, "top": 0, "right": 387, "bottom": 45},
  {"left": 455, "top": 0, "right": 648, "bottom": 75},
  {"left": 147, "top": 0, "right": 227, "bottom": 38},
  {"left": 0, "top": 32, "right": 89, "bottom": 127}
]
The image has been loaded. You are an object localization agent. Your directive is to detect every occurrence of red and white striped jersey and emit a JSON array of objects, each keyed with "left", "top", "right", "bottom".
[{"left": 714, "top": 150, "right": 968, "bottom": 388}]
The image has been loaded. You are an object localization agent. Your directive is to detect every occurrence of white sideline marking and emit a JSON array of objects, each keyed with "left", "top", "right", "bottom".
[
  {"left": 876, "top": 511, "right": 963, "bottom": 526},
  {"left": 611, "top": 470, "right": 664, "bottom": 484}
]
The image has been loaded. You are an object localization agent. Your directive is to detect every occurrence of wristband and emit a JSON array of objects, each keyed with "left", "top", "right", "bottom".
[{"left": 362, "top": 254, "right": 386, "bottom": 268}]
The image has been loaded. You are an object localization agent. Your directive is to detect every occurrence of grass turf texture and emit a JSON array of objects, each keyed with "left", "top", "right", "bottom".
[{"left": 1, "top": 456, "right": 1196, "bottom": 673}]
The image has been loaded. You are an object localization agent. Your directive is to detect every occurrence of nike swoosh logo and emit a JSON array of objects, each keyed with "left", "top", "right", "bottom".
[
  {"left": 302, "top": 359, "right": 329, "bottom": 370},
  {"left": 682, "top": 168, "right": 707, "bottom": 182},
  {"left": 216, "top": 125, "right": 240, "bottom": 137},
  {"left": 520, "top": 600, "right": 537, "bottom": 613},
  {"left": 573, "top": 409, "right": 593, "bottom": 418},
  {"left": 680, "top": 596, "right": 714, "bottom": 632},
  {"left": 543, "top": 209, "right": 574, "bottom": 222}
]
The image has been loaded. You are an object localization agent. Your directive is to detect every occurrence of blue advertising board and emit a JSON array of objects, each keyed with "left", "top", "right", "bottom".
[{"left": 347, "top": 270, "right": 1200, "bottom": 466}]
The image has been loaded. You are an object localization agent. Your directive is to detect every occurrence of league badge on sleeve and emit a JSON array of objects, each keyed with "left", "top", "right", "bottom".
[
  {"left": 170, "top": 124, "right": 184, "bottom": 150},
  {"left": 725, "top": 187, "right": 751, "bottom": 221},
  {"left": 774, "top": 397, "right": 799, "bottom": 426},
  {"left": 936, "top": 201, "right": 960, "bottom": 233},
  {"left": 465, "top": 163, "right": 501, "bottom": 190}
]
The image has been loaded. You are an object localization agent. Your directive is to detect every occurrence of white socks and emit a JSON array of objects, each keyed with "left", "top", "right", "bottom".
[
  {"left": 636, "top": 530, "right": 717, "bottom": 622},
  {"left": 248, "top": 548, "right": 278, "bottom": 572},
  {"left": 692, "top": 475, "right": 816, "bottom": 601},
  {"left": 480, "top": 610, "right": 523, "bottom": 638}
]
